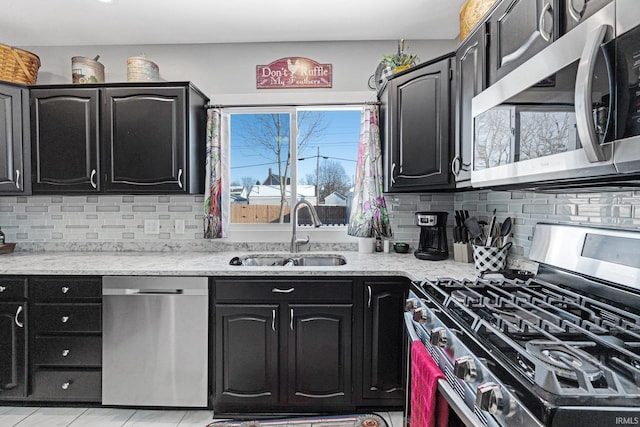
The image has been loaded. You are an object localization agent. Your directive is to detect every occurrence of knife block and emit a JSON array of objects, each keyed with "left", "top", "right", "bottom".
[{"left": 454, "top": 242, "right": 473, "bottom": 263}]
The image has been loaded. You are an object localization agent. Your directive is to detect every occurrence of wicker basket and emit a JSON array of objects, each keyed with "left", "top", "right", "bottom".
[
  {"left": 460, "top": 0, "right": 497, "bottom": 41},
  {"left": 0, "top": 43, "right": 40, "bottom": 84}
]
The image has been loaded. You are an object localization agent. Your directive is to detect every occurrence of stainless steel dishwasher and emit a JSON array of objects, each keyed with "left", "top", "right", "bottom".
[{"left": 102, "top": 276, "right": 208, "bottom": 407}]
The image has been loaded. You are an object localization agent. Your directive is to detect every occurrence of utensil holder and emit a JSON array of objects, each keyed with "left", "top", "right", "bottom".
[
  {"left": 472, "top": 242, "right": 512, "bottom": 274},
  {"left": 454, "top": 242, "right": 473, "bottom": 263}
]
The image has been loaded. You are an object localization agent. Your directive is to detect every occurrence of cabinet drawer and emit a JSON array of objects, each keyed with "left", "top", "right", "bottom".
[
  {"left": 32, "top": 303, "right": 101, "bottom": 333},
  {"left": 32, "top": 369, "right": 101, "bottom": 402},
  {"left": 33, "top": 336, "right": 101, "bottom": 367},
  {"left": 0, "top": 277, "right": 27, "bottom": 300},
  {"left": 30, "top": 277, "right": 101, "bottom": 300},
  {"left": 215, "top": 279, "right": 352, "bottom": 302}
]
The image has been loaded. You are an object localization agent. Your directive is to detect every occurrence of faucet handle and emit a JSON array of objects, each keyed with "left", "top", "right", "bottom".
[{"left": 296, "top": 235, "right": 310, "bottom": 247}]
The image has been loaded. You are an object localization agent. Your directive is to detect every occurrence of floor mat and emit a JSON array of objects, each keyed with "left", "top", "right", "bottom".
[{"left": 207, "top": 413, "right": 388, "bottom": 427}]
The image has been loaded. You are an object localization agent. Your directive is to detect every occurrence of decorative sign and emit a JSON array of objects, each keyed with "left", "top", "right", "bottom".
[{"left": 256, "top": 57, "right": 332, "bottom": 89}]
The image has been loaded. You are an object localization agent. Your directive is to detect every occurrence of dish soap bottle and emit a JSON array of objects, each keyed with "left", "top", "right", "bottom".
[{"left": 0, "top": 227, "right": 5, "bottom": 245}]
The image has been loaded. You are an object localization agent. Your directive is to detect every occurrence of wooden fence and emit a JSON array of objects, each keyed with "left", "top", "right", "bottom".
[{"left": 231, "top": 204, "right": 348, "bottom": 225}]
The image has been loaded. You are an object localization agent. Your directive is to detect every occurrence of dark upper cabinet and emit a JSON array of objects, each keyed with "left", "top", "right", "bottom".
[
  {"left": 30, "top": 82, "right": 207, "bottom": 194},
  {"left": 563, "top": 0, "right": 613, "bottom": 34},
  {"left": 487, "top": 0, "right": 559, "bottom": 85},
  {"left": 455, "top": 24, "right": 488, "bottom": 187},
  {"left": 381, "top": 54, "right": 455, "bottom": 192},
  {"left": 30, "top": 88, "right": 100, "bottom": 193},
  {"left": 0, "top": 83, "right": 30, "bottom": 195},
  {"left": 359, "top": 279, "right": 408, "bottom": 405}
]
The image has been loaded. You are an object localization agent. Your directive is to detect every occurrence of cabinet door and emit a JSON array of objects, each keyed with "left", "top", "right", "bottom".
[
  {"left": 0, "top": 84, "right": 29, "bottom": 194},
  {"left": 386, "top": 58, "right": 453, "bottom": 192},
  {"left": 287, "top": 304, "right": 352, "bottom": 408},
  {"left": 488, "top": 0, "right": 558, "bottom": 85},
  {"left": 361, "top": 281, "right": 408, "bottom": 403},
  {"left": 0, "top": 302, "right": 27, "bottom": 399},
  {"left": 455, "top": 25, "right": 487, "bottom": 187},
  {"left": 30, "top": 88, "right": 100, "bottom": 192},
  {"left": 214, "top": 304, "right": 280, "bottom": 410},
  {"left": 103, "top": 87, "right": 186, "bottom": 193}
]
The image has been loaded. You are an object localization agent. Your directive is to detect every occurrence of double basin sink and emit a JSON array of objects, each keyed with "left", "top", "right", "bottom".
[{"left": 230, "top": 253, "right": 347, "bottom": 267}]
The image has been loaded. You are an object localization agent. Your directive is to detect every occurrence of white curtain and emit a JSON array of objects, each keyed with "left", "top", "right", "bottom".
[{"left": 347, "top": 105, "right": 392, "bottom": 238}]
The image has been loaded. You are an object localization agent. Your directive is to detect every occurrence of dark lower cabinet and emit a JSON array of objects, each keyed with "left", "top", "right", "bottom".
[
  {"left": 213, "top": 278, "right": 354, "bottom": 413},
  {"left": 0, "top": 277, "right": 28, "bottom": 400},
  {"left": 29, "top": 276, "right": 102, "bottom": 402},
  {"left": 358, "top": 278, "right": 409, "bottom": 407},
  {"left": 0, "top": 302, "right": 27, "bottom": 399},
  {"left": 287, "top": 304, "right": 352, "bottom": 407},
  {"left": 214, "top": 304, "right": 280, "bottom": 409}
]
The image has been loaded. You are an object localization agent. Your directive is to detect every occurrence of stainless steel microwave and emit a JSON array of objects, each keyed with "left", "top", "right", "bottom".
[{"left": 471, "top": 0, "right": 640, "bottom": 188}]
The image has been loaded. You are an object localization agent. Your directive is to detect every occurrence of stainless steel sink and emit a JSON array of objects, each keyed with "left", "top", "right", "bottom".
[{"left": 229, "top": 253, "right": 347, "bottom": 267}]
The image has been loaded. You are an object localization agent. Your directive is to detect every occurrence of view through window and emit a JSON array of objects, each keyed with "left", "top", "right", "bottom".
[{"left": 229, "top": 107, "right": 360, "bottom": 226}]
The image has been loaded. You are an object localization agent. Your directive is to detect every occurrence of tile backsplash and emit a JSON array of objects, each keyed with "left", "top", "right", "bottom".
[{"left": 2, "top": 188, "right": 640, "bottom": 259}]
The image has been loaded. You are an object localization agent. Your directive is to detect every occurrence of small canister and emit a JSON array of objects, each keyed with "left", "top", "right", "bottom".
[
  {"left": 72, "top": 55, "right": 105, "bottom": 84},
  {"left": 127, "top": 56, "right": 160, "bottom": 82}
]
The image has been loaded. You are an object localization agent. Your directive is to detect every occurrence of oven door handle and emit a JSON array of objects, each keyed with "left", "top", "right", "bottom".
[{"left": 405, "top": 313, "right": 485, "bottom": 427}]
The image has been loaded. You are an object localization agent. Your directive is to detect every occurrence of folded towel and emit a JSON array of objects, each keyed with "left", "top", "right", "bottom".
[{"left": 411, "top": 340, "right": 448, "bottom": 427}]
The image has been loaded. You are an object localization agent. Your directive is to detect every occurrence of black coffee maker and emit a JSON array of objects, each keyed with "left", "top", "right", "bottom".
[{"left": 414, "top": 212, "right": 449, "bottom": 261}]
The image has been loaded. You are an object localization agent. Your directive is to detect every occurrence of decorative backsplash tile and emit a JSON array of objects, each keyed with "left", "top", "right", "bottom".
[{"left": 1, "top": 188, "right": 639, "bottom": 257}]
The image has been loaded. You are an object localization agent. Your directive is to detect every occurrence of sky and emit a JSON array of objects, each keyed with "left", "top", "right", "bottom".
[{"left": 229, "top": 109, "right": 361, "bottom": 188}]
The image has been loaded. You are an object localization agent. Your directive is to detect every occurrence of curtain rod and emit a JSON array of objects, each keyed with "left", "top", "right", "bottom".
[{"left": 204, "top": 101, "right": 380, "bottom": 109}]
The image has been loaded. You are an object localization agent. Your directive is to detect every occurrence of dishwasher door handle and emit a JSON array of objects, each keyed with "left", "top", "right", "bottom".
[{"left": 103, "top": 288, "right": 207, "bottom": 296}]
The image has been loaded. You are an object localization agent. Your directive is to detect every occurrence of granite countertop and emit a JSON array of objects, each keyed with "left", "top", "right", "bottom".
[{"left": 0, "top": 250, "right": 478, "bottom": 281}]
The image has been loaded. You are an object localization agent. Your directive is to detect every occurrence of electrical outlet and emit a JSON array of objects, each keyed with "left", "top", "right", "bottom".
[
  {"left": 144, "top": 219, "right": 160, "bottom": 235},
  {"left": 175, "top": 219, "right": 185, "bottom": 234}
]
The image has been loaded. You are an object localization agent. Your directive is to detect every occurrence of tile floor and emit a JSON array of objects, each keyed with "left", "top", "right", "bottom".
[{"left": 0, "top": 407, "right": 404, "bottom": 427}]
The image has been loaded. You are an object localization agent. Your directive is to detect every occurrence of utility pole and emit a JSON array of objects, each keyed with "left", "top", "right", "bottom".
[{"left": 315, "top": 146, "right": 320, "bottom": 205}]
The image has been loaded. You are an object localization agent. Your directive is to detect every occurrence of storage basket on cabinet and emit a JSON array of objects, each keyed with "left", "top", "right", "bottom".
[{"left": 0, "top": 43, "right": 40, "bottom": 84}]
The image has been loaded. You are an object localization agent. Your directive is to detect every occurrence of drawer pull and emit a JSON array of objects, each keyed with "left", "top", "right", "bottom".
[
  {"left": 61, "top": 286, "right": 70, "bottom": 294},
  {"left": 61, "top": 381, "right": 72, "bottom": 390},
  {"left": 61, "top": 316, "right": 70, "bottom": 323},
  {"left": 62, "top": 349, "right": 70, "bottom": 357},
  {"left": 272, "top": 287, "right": 295, "bottom": 294},
  {"left": 0, "top": 286, "right": 6, "bottom": 292}
]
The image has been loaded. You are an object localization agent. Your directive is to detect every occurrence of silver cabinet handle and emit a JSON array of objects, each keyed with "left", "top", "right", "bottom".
[
  {"left": 290, "top": 308, "right": 294, "bottom": 331},
  {"left": 367, "top": 285, "right": 372, "bottom": 308},
  {"left": 390, "top": 163, "right": 396, "bottom": 184},
  {"left": 178, "top": 168, "right": 183, "bottom": 189},
  {"left": 61, "top": 316, "right": 70, "bottom": 323},
  {"left": 15, "top": 306, "right": 24, "bottom": 328},
  {"left": 0, "top": 286, "right": 6, "bottom": 293},
  {"left": 539, "top": 2, "right": 553, "bottom": 42},
  {"left": 62, "top": 349, "right": 70, "bottom": 357},
  {"left": 568, "top": 0, "right": 583, "bottom": 22},
  {"left": 61, "top": 381, "right": 71, "bottom": 390},
  {"left": 451, "top": 155, "right": 461, "bottom": 177},
  {"left": 575, "top": 24, "right": 611, "bottom": 162},
  {"left": 272, "top": 309, "right": 276, "bottom": 332},
  {"left": 61, "top": 286, "right": 70, "bottom": 294},
  {"left": 15, "top": 169, "right": 20, "bottom": 189},
  {"left": 90, "top": 169, "right": 97, "bottom": 189},
  {"left": 272, "top": 287, "right": 295, "bottom": 293}
]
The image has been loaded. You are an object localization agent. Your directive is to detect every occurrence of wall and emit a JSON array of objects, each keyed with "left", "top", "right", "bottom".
[{"left": 388, "top": 188, "right": 640, "bottom": 266}]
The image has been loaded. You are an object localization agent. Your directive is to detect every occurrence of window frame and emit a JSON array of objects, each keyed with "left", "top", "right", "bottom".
[{"left": 223, "top": 105, "right": 361, "bottom": 243}]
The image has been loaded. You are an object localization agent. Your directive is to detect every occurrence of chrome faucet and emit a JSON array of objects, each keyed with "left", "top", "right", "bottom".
[{"left": 290, "top": 199, "right": 322, "bottom": 253}]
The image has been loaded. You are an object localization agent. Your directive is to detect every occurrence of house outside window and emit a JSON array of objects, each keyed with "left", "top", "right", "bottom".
[{"left": 227, "top": 107, "right": 360, "bottom": 237}]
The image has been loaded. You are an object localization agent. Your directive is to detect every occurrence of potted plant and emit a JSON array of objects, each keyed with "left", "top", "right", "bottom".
[{"left": 382, "top": 39, "right": 418, "bottom": 73}]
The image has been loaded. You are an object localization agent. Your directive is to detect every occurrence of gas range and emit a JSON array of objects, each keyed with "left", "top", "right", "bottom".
[{"left": 405, "top": 223, "right": 640, "bottom": 427}]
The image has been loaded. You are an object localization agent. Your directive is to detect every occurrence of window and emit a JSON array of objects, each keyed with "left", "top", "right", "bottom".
[{"left": 227, "top": 107, "right": 360, "bottom": 228}]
